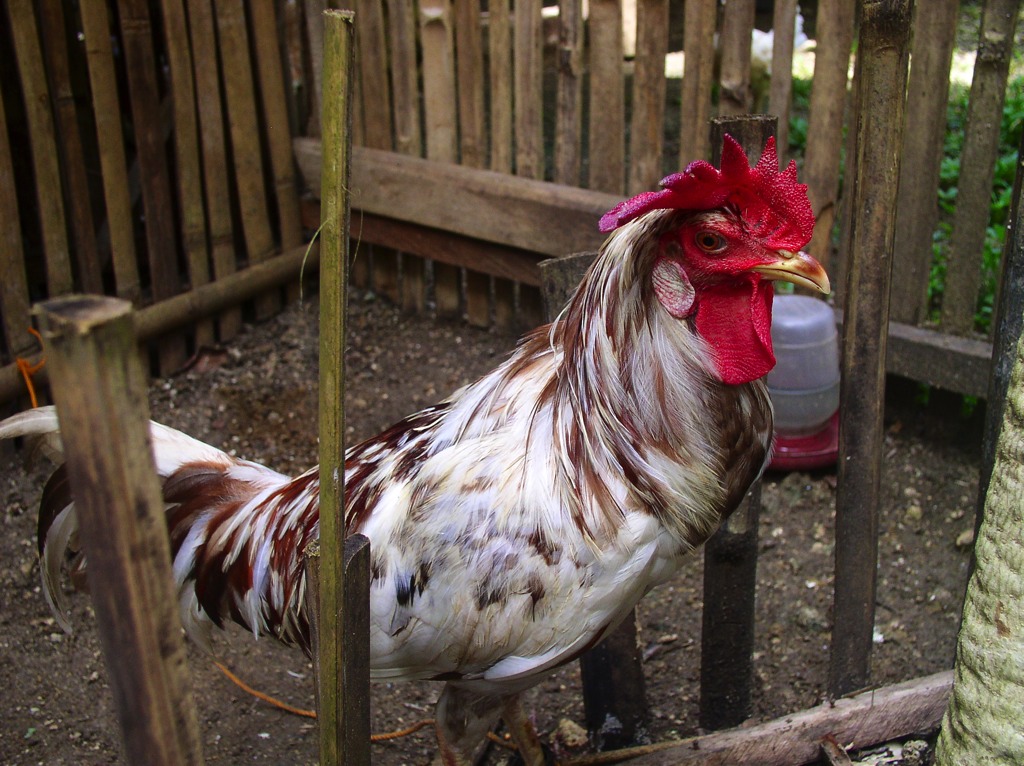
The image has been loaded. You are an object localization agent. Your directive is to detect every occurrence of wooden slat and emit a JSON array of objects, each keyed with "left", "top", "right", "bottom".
[
  {"left": 513, "top": 0, "right": 544, "bottom": 180},
  {"left": 187, "top": 0, "right": 242, "bottom": 342},
  {"left": 387, "top": 0, "right": 426, "bottom": 313},
  {"left": 252, "top": 2, "right": 304, "bottom": 253},
  {"left": 627, "top": 0, "right": 669, "bottom": 194},
  {"left": 37, "top": 0, "right": 102, "bottom": 294},
  {"left": 354, "top": 0, "right": 393, "bottom": 152},
  {"left": 489, "top": 0, "right": 514, "bottom": 174},
  {"left": 803, "top": 0, "right": 856, "bottom": 272},
  {"left": 303, "top": 0, "right": 325, "bottom": 137},
  {"left": 160, "top": 0, "right": 214, "bottom": 348},
  {"left": 278, "top": 0, "right": 309, "bottom": 139},
  {"left": 354, "top": 214, "right": 544, "bottom": 285},
  {"left": 717, "top": 0, "right": 755, "bottom": 116},
  {"left": 79, "top": 0, "right": 141, "bottom": 303},
  {"left": 296, "top": 141, "right": 619, "bottom": 255},
  {"left": 552, "top": 0, "right": 583, "bottom": 185},
  {"left": 940, "top": 0, "right": 1020, "bottom": 336},
  {"left": 679, "top": 0, "right": 717, "bottom": 163},
  {"left": 0, "top": 77, "right": 32, "bottom": 359},
  {"left": 890, "top": 0, "right": 959, "bottom": 326},
  {"left": 587, "top": 0, "right": 625, "bottom": 193},
  {"left": 454, "top": 2, "right": 490, "bottom": 325},
  {"left": 419, "top": 0, "right": 461, "bottom": 317},
  {"left": 768, "top": 0, "right": 799, "bottom": 162},
  {"left": 454, "top": 0, "right": 486, "bottom": 168},
  {"left": 7, "top": 0, "right": 73, "bottom": 296},
  {"left": 388, "top": 0, "right": 422, "bottom": 158},
  {"left": 830, "top": 0, "right": 912, "bottom": 698},
  {"left": 489, "top": 0, "right": 517, "bottom": 325},
  {"left": 117, "top": 0, "right": 188, "bottom": 372},
  {"left": 215, "top": 0, "right": 279, "bottom": 319}
]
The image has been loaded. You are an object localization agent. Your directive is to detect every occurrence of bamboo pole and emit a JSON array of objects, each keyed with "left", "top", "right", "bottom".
[
  {"left": 0, "top": 241, "right": 319, "bottom": 406},
  {"left": 829, "top": 0, "right": 913, "bottom": 698},
  {"left": 36, "top": 296, "right": 204, "bottom": 766},
  {"left": 315, "top": 11, "right": 370, "bottom": 765}
]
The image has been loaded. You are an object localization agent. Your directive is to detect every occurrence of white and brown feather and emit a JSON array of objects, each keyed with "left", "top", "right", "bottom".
[{"left": 2, "top": 206, "right": 774, "bottom": 695}]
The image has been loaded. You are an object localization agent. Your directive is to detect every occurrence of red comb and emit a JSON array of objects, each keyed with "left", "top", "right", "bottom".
[{"left": 598, "top": 136, "right": 815, "bottom": 252}]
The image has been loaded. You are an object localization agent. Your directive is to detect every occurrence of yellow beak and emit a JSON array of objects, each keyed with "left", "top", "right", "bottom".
[{"left": 754, "top": 250, "right": 831, "bottom": 294}]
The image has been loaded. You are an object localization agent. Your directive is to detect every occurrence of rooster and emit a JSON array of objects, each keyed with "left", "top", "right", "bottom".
[{"left": 1, "top": 136, "right": 827, "bottom": 766}]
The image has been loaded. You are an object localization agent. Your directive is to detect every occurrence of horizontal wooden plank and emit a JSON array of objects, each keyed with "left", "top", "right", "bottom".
[
  {"left": 294, "top": 139, "right": 993, "bottom": 398},
  {"left": 294, "top": 138, "right": 620, "bottom": 257},
  {"left": 834, "top": 309, "right": 992, "bottom": 399}
]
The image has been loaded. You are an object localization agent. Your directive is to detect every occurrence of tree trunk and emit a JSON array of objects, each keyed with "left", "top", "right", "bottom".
[{"left": 935, "top": 327, "right": 1024, "bottom": 763}]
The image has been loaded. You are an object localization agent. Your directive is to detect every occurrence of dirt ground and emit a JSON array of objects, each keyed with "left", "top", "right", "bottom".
[{"left": 0, "top": 291, "right": 980, "bottom": 765}]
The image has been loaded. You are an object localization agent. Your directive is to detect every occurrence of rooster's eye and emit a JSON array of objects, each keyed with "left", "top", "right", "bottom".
[{"left": 694, "top": 231, "right": 728, "bottom": 254}]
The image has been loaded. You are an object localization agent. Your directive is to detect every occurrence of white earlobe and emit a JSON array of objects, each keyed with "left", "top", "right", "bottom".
[{"left": 652, "top": 257, "right": 696, "bottom": 318}]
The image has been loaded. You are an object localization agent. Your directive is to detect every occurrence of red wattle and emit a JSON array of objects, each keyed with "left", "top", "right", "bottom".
[{"left": 694, "top": 278, "right": 775, "bottom": 385}]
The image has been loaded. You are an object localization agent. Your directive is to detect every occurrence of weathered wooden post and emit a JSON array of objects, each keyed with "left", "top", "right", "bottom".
[
  {"left": 306, "top": 10, "right": 371, "bottom": 766},
  {"left": 829, "top": 0, "right": 913, "bottom": 698},
  {"left": 540, "top": 252, "right": 651, "bottom": 751},
  {"left": 698, "top": 115, "right": 775, "bottom": 731},
  {"left": 37, "top": 296, "right": 203, "bottom": 766}
]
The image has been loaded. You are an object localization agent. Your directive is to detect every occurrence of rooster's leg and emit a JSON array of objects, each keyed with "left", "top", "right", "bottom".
[
  {"left": 501, "top": 694, "right": 546, "bottom": 766},
  {"left": 433, "top": 683, "right": 503, "bottom": 766}
]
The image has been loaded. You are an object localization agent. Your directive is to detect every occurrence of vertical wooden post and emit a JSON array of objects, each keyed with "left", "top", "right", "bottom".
[
  {"left": 697, "top": 114, "right": 775, "bottom": 732},
  {"left": 678, "top": 0, "right": 716, "bottom": 163},
  {"left": 314, "top": 11, "right": 371, "bottom": 766},
  {"left": 539, "top": 252, "right": 650, "bottom": 751},
  {"left": 829, "top": 0, "right": 913, "bottom": 698},
  {"left": 36, "top": 296, "right": 203, "bottom": 766}
]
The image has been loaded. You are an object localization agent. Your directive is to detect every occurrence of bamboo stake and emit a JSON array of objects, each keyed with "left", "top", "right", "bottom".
[
  {"left": 0, "top": 241, "right": 320, "bottom": 406},
  {"left": 316, "top": 11, "right": 370, "bottom": 765},
  {"left": 830, "top": 0, "right": 913, "bottom": 698},
  {"left": 36, "top": 296, "right": 204, "bottom": 766}
]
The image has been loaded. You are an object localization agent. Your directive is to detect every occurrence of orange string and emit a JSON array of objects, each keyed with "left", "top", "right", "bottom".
[
  {"left": 213, "top": 661, "right": 437, "bottom": 742},
  {"left": 15, "top": 328, "right": 45, "bottom": 408}
]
